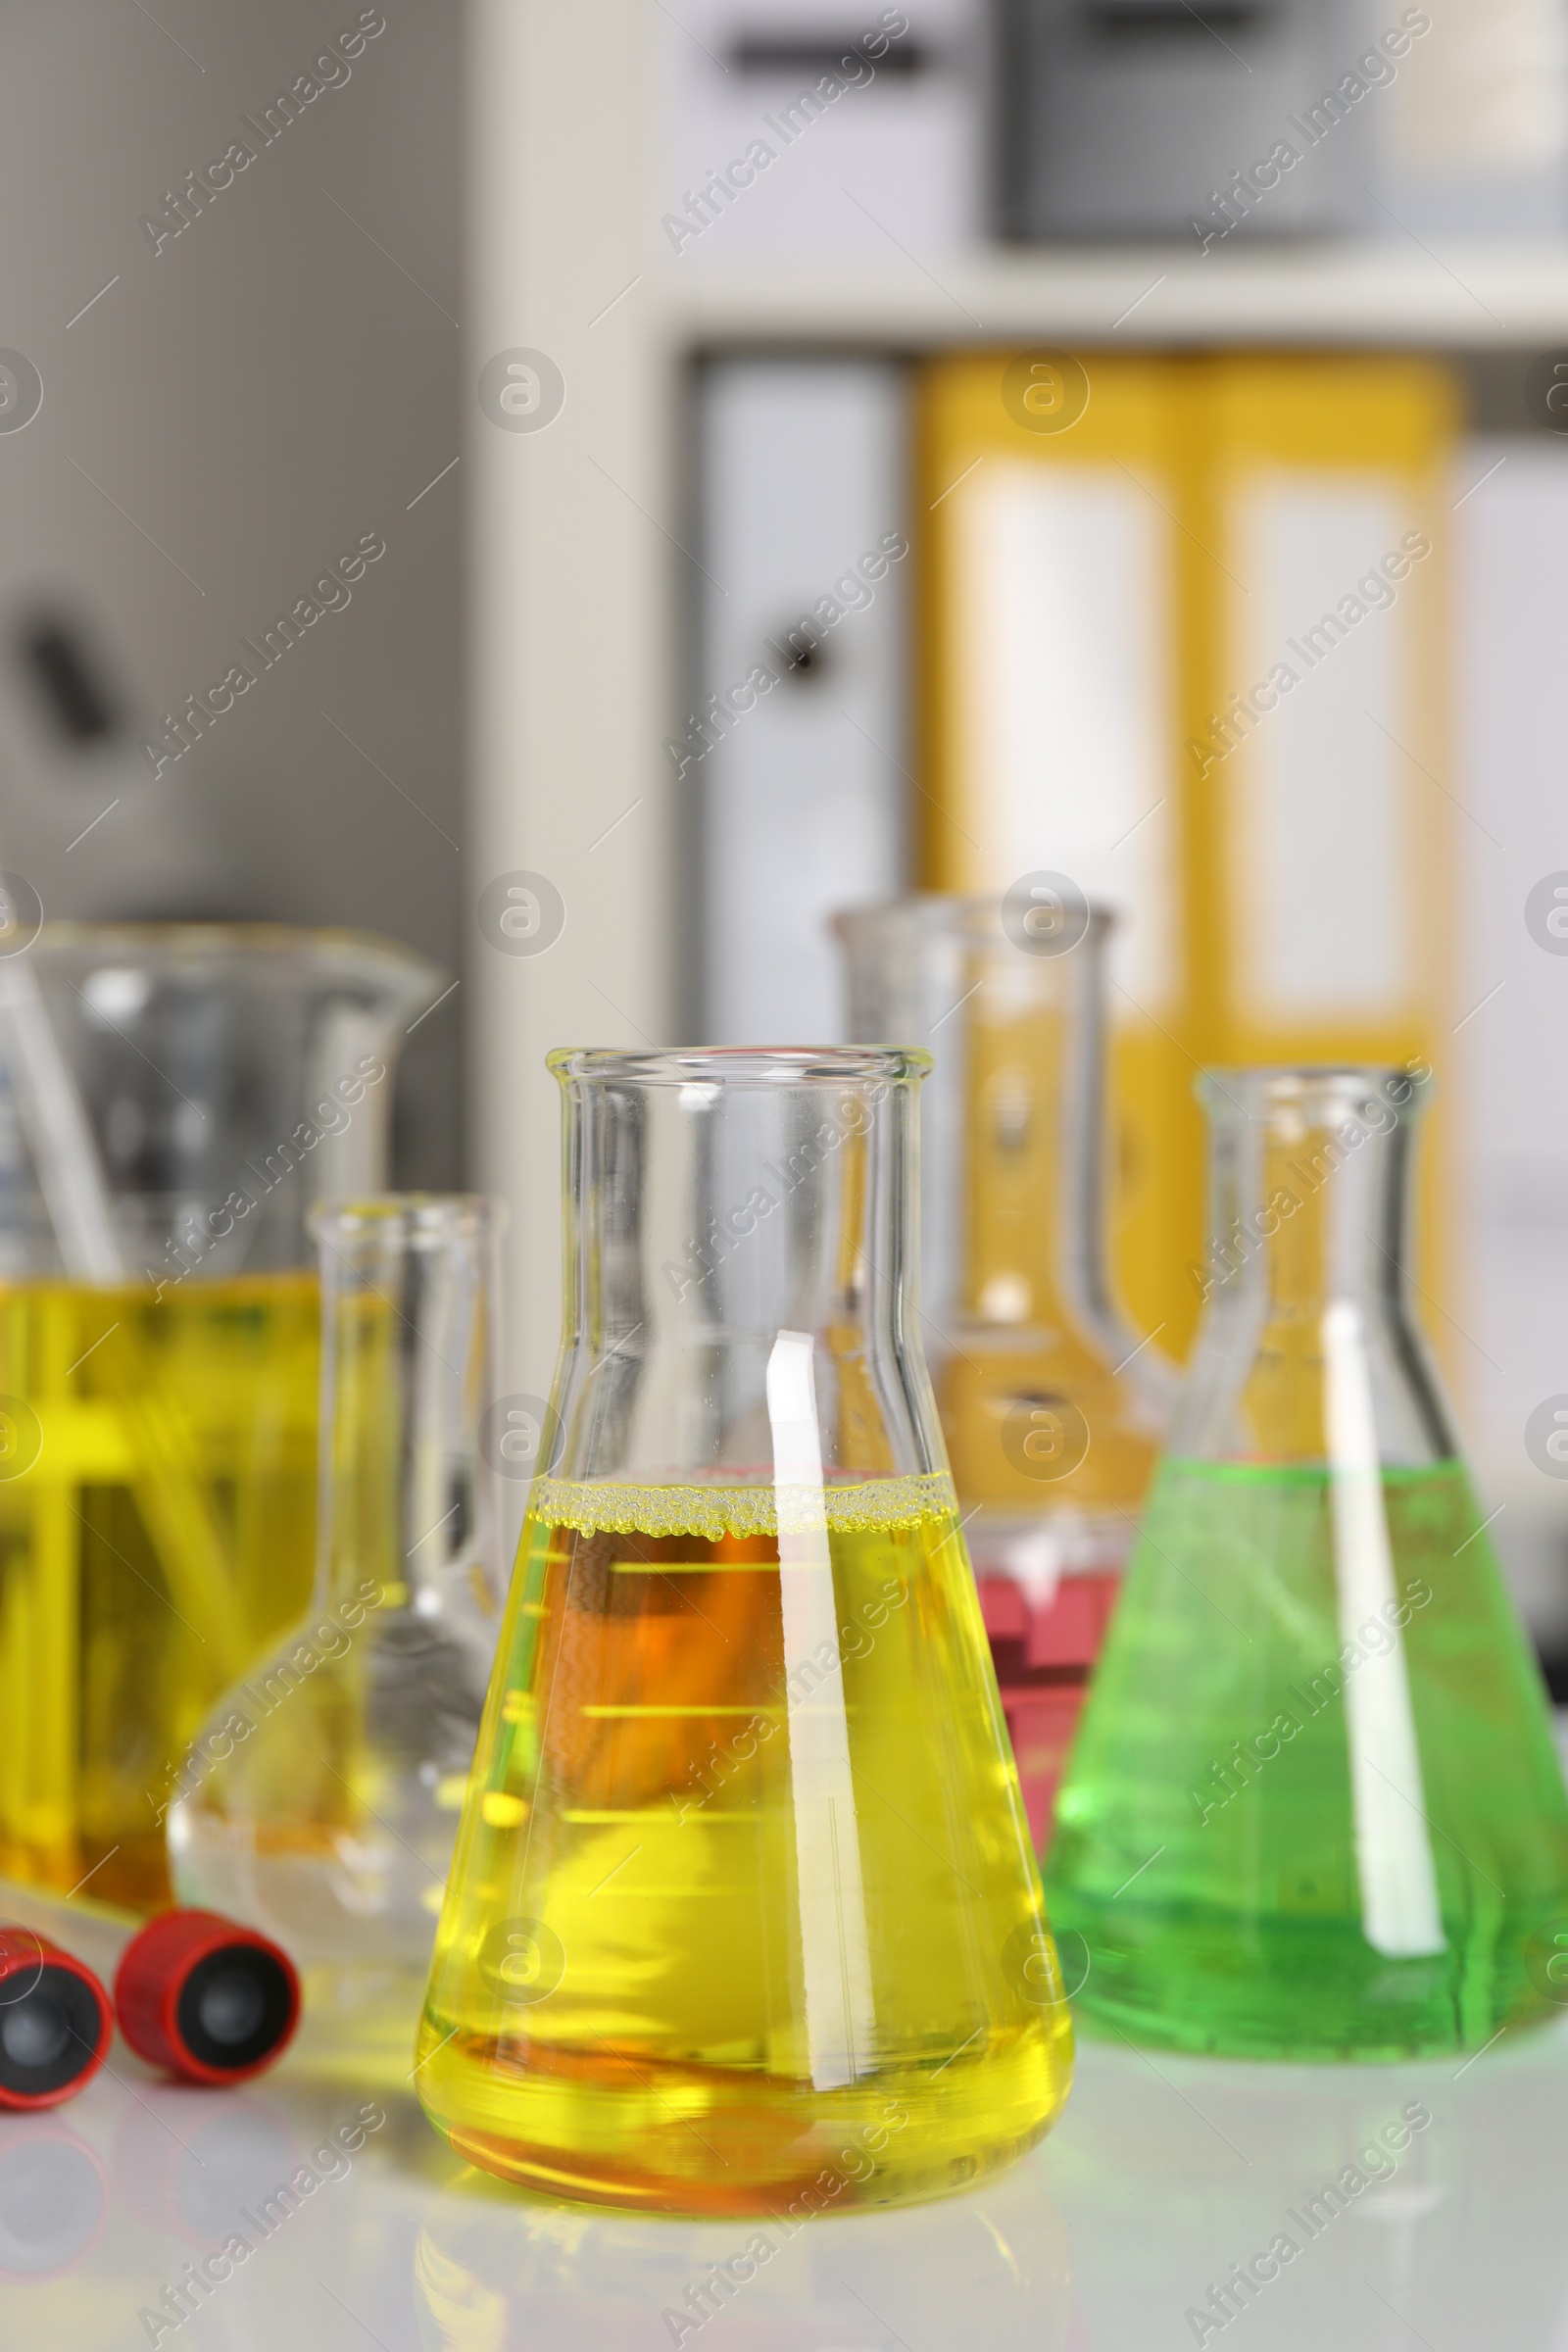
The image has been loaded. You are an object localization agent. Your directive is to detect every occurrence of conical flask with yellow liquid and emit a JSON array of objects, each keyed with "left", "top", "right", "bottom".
[
  {"left": 1047, "top": 1066, "right": 1568, "bottom": 2059},
  {"left": 416, "top": 1047, "right": 1072, "bottom": 2213}
]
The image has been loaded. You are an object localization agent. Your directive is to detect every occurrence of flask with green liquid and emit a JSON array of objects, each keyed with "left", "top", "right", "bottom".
[{"left": 1046, "top": 1064, "right": 1568, "bottom": 2060}]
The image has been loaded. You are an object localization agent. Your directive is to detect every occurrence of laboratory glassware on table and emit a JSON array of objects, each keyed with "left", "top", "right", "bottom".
[
  {"left": 416, "top": 1046, "right": 1073, "bottom": 2214},
  {"left": 834, "top": 896, "right": 1168, "bottom": 1844},
  {"left": 1047, "top": 1065, "right": 1568, "bottom": 2059},
  {"left": 167, "top": 1196, "right": 504, "bottom": 2082},
  {"left": 0, "top": 924, "right": 442, "bottom": 1913}
]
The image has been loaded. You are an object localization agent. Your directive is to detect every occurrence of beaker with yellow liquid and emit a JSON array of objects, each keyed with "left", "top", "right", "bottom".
[
  {"left": 834, "top": 898, "right": 1168, "bottom": 1843},
  {"left": 416, "top": 1047, "right": 1073, "bottom": 2215},
  {"left": 0, "top": 925, "right": 441, "bottom": 1910}
]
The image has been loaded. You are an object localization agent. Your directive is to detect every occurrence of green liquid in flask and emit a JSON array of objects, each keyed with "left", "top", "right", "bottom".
[
  {"left": 416, "top": 1474, "right": 1072, "bottom": 2214},
  {"left": 1047, "top": 1457, "right": 1568, "bottom": 2059}
]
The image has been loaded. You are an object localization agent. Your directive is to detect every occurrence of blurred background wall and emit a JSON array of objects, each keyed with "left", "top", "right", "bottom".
[
  {"left": 466, "top": 0, "right": 1568, "bottom": 1670},
  {"left": 8, "top": 0, "right": 1568, "bottom": 1663},
  {"left": 0, "top": 0, "right": 463, "bottom": 1188}
]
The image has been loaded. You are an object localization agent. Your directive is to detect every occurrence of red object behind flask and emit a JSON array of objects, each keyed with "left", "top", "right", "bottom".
[
  {"left": 115, "top": 1912, "right": 300, "bottom": 2086},
  {"left": 980, "top": 1572, "right": 1124, "bottom": 1845}
]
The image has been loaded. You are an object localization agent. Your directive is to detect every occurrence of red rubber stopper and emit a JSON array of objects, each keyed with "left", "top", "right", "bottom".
[
  {"left": 0, "top": 1929, "right": 112, "bottom": 2111},
  {"left": 114, "top": 1912, "right": 300, "bottom": 2087}
]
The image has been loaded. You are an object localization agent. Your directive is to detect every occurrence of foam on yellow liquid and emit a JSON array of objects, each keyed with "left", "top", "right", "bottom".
[
  {"left": 0, "top": 1272, "right": 318, "bottom": 1911},
  {"left": 416, "top": 1473, "right": 1073, "bottom": 2215}
]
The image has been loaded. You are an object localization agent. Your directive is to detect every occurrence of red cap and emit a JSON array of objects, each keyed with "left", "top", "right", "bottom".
[
  {"left": 0, "top": 1931, "right": 113, "bottom": 2111},
  {"left": 114, "top": 1913, "right": 300, "bottom": 2086}
]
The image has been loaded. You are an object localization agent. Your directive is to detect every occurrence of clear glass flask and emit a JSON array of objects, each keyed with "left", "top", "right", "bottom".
[
  {"left": 833, "top": 898, "right": 1167, "bottom": 1844},
  {"left": 168, "top": 1197, "right": 504, "bottom": 2070},
  {"left": 1046, "top": 1065, "right": 1568, "bottom": 2059},
  {"left": 416, "top": 1048, "right": 1072, "bottom": 2214},
  {"left": 0, "top": 924, "right": 442, "bottom": 1912}
]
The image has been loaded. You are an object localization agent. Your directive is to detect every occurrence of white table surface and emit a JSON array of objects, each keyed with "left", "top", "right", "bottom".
[{"left": 9, "top": 1995, "right": 1568, "bottom": 2351}]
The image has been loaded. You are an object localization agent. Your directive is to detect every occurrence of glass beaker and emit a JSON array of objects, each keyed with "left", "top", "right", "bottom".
[
  {"left": 0, "top": 925, "right": 443, "bottom": 1913},
  {"left": 167, "top": 1197, "right": 505, "bottom": 2078},
  {"left": 1046, "top": 1065, "right": 1568, "bottom": 2059},
  {"left": 416, "top": 1048, "right": 1072, "bottom": 2214},
  {"left": 833, "top": 898, "right": 1168, "bottom": 1845}
]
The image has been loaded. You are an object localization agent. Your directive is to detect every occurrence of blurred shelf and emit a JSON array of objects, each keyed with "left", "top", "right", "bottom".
[{"left": 668, "top": 239, "right": 1568, "bottom": 349}]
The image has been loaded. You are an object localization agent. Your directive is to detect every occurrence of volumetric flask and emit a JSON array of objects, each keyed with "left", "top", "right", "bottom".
[
  {"left": 834, "top": 898, "right": 1167, "bottom": 1843},
  {"left": 416, "top": 1048, "right": 1072, "bottom": 2214},
  {"left": 169, "top": 1197, "right": 504, "bottom": 2078},
  {"left": 1047, "top": 1066, "right": 1568, "bottom": 2059}
]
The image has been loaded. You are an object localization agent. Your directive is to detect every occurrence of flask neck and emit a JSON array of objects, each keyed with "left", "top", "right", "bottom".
[
  {"left": 1181, "top": 1066, "right": 1452, "bottom": 1466},
  {"left": 835, "top": 901, "right": 1129, "bottom": 1351},
  {"left": 546, "top": 1049, "right": 942, "bottom": 1487},
  {"left": 956, "top": 948, "right": 1117, "bottom": 1344},
  {"left": 313, "top": 1197, "right": 501, "bottom": 1619}
]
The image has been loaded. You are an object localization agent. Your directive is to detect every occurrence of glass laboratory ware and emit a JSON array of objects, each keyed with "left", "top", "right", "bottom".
[
  {"left": 1047, "top": 1065, "right": 1568, "bottom": 2060},
  {"left": 168, "top": 1197, "right": 504, "bottom": 2077},
  {"left": 834, "top": 897, "right": 1168, "bottom": 1844},
  {"left": 416, "top": 1048, "right": 1073, "bottom": 2215},
  {"left": 0, "top": 926, "right": 441, "bottom": 1912}
]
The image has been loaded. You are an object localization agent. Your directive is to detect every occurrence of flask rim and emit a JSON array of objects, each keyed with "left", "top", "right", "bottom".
[
  {"left": 309, "top": 1192, "right": 501, "bottom": 1243},
  {"left": 547, "top": 1045, "right": 932, "bottom": 1088},
  {"left": 31, "top": 918, "right": 445, "bottom": 998},
  {"left": 830, "top": 894, "right": 1115, "bottom": 942},
  {"left": 1198, "top": 1062, "right": 1433, "bottom": 1114}
]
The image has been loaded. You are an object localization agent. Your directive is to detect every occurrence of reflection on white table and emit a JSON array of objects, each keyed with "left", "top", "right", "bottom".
[{"left": 5, "top": 1995, "right": 1567, "bottom": 2350}]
